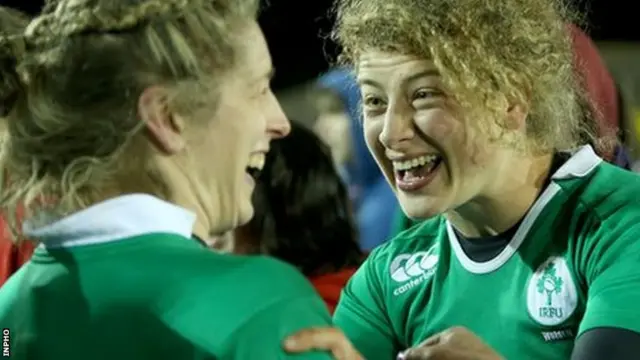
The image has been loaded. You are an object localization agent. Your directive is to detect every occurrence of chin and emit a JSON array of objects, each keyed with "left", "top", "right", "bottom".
[
  {"left": 236, "top": 203, "right": 254, "bottom": 227},
  {"left": 399, "top": 196, "right": 447, "bottom": 221}
]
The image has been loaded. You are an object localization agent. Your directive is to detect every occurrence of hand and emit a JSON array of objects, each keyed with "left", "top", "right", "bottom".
[
  {"left": 399, "top": 327, "right": 504, "bottom": 360},
  {"left": 284, "top": 327, "right": 364, "bottom": 360}
]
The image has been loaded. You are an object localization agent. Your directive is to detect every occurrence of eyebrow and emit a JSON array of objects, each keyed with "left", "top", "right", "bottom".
[{"left": 358, "top": 69, "right": 440, "bottom": 88}]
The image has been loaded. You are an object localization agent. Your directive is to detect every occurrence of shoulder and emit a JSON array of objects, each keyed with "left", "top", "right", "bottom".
[
  {"left": 167, "top": 250, "right": 319, "bottom": 299},
  {"left": 553, "top": 162, "right": 640, "bottom": 235},
  {"left": 554, "top": 163, "right": 640, "bottom": 279},
  {"left": 159, "top": 253, "right": 331, "bottom": 356},
  {"left": 369, "top": 216, "right": 445, "bottom": 264}
]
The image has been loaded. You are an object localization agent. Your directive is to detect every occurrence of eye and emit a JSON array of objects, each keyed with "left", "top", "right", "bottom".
[
  {"left": 413, "top": 88, "right": 441, "bottom": 100},
  {"left": 363, "top": 95, "right": 386, "bottom": 109}
]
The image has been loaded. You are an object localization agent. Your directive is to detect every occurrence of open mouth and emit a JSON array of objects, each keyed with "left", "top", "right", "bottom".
[
  {"left": 393, "top": 154, "right": 443, "bottom": 189},
  {"left": 245, "top": 153, "right": 265, "bottom": 181}
]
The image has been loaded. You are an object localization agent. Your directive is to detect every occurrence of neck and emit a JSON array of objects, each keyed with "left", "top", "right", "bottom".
[
  {"left": 173, "top": 190, "right": 214, "bottom": 241},
  {"left": 152, "top": 155, "right": 218, "bottom": 240},
  {"left": 446, "top": 152, "right": 554, "bottom": 238}
]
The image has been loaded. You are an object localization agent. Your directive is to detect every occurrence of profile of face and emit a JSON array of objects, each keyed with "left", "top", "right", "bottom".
[
  {"left": 357, "top": 51, "right": 517, "bottom": 219},
  {"left": 142, "top": 22, "right": 290, "bottom": 235},
  {"left": 313, "top": 111, "right": 352, "bottom": 166}
]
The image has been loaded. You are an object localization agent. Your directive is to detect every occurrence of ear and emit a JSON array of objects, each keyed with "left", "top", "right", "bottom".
[
  {"left": 503, "top": 99, "right": 528, "bottom": 131},
  {"left": 138, "top": 86, "right": 186, "bottom": 154},
  {"left": 505, "top": 104, "right": 528, "bottom": 131}
]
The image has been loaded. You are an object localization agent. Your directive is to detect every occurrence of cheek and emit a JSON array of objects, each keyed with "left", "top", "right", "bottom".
[
  {"left": 415, "top": 110, "right": 495, "bottom": 174},
  {"left": 449, "top": 119, "right": 496, "bottom": 170},
  {"left": 206, "top": 112, "right": 253, "bottom": 165},
  {"left": 414, "top": 109, "right": 457, "bottom": 142}
]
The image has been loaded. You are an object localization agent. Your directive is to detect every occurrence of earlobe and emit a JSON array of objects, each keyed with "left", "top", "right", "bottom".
[{"left": 138, "top": 86, "right": 186, "bottom": 154}]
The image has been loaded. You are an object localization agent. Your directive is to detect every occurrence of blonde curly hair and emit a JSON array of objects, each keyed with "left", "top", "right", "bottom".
[
  {"left": 332, "top": 0, "right": 596, "bottom": 153},
  {"left": 0, "top": 0, "right": 259, "bottom": 239}
]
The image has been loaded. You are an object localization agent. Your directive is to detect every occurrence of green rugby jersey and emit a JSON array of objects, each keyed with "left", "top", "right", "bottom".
[
  {"left": 0, "top": 194, "right": 332, "bottom": 359},
  {"left": 334, "top": 146, "right": 640, "bottom": 359}
]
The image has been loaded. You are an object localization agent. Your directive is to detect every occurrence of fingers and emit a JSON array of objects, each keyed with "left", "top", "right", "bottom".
[
  {"left": 417, "top": 332, "right": 442, "bottom": 347},
  {"left": 284, "top": 327, "right": 340, "bottom": 351},
  {"left": 401, "top": 327, "right": 501, "bottom": 360},
  {"left": 284, "top": 327, "right": 363, "bottom": 360},
  {"left": 400, "top": 345, "right": 442, "bottom": 360}
]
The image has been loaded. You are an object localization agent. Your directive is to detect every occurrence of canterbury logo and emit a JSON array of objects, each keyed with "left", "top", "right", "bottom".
[{"left": 389, "top": 248, "right": 439, "bottom": 283}]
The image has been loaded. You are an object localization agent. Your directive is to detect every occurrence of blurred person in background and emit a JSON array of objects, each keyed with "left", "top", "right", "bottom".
[
  {"left": 568, "top": 24, "right": 631, "bottom": 169},
  {"left": 0, "top": 6, "right": 36, "bottom": 287},
  {"left": 284, "top": 0, "right": 640, "bottom": 359},
  {"left": 233, "top": 122, "right": 365, "bottom": 314},
  {"left": 309, "top": 87, "right": 352, "bottom": 176},
  {"left": 0, "top": 0, "right": 338, "bottom": 359},
  {"left": 389, "top": 22, "right": 634, "bottom": 237},
  {"left": 312, "top": 69, "right": 398, "bottom": 251}
]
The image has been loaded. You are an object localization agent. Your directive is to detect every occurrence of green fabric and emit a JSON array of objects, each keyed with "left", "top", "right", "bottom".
[{"left": 0, "top": 233, "right": 333, "bottom": 359}]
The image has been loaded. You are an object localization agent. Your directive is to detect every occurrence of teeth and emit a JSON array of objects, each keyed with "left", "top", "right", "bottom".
[
  {"left": 393, "top": 155, "right": 438, "bottom": 171},
  {"left": 247, "top": 153, "right": 265, "bottom": 170}
]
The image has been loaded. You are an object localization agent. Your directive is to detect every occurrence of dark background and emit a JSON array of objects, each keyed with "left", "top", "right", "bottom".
[{"left": 3, "top": 0, "right": 638, "bottom": 90}]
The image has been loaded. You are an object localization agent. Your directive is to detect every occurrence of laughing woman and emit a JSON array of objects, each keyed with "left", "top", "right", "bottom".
[
  {"left": 0, "top": 1, "right": 334, "bottom": 359},
  {"left": 285, "top": 0, "right": 640, "bottom": 359}
]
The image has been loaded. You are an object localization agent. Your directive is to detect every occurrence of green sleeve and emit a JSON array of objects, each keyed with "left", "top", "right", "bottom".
[
  {"left": 334, "top": 252, "right": 398, "bottom": 360},
  {"left": 578, "top": 216, "right": 640, "bottom": 336},
  {"left": 222, "top": 296, "right": 333, "bottom": 360}
]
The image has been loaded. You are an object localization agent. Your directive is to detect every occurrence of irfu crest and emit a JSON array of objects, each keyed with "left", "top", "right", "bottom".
[
  {"left": 536, "top": 262, "right": 564, "bottom": 306},
  {"left": 527, "top": 257, "right": 577, "bottom": 326}
]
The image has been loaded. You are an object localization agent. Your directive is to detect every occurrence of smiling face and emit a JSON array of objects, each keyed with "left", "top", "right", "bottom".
[
  {"left": 357, "top": 51, "right": 513, "bottom": 219},
  {"left": 178, "top": 22, "right": 290, "bottom": 234},
  {"left": 140, "top": 22, "right": 290, "bottom": 237},
  {"left": 205, "top": 23, "right": 290, "bottom": 230}
]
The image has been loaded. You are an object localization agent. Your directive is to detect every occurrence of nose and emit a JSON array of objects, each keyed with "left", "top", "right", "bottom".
[
  {"left": 266, "top": 93, "right": 291, "bottom": 139},
  {"left": 379, "top": 102, "right": 414, "bottom": 149}
]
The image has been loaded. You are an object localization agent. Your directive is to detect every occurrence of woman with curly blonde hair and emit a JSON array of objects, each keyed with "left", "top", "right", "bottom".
[
  {"left": 0, "top": 1, "right": 335, "bottom": 359},
  {"left": 284, "top": 0, "right": 640, "bottom": 359}
]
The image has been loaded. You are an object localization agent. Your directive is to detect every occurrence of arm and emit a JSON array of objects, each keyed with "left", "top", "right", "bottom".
[
  {"left": 334, "top": 253, "right": 399, "bottom": 360},
  {"left": 574, "top": 219, "right": 640, "bottom": 359},
  {"left": 572, "top": 328, "right": 640, "bottom": 360}
]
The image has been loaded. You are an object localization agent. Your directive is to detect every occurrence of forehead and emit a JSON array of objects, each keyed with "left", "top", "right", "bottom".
[
  {"left": 357, "top": 50, "right": 439, "bottom": 86},
  {"left": 234, "top": 23, "right": 273, "bottom": 81}
]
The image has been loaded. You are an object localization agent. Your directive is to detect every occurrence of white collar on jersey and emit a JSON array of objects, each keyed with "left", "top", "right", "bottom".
[
  {"left": 551, "top": 144, "right": 602, "bottom": 180},
  {"left": 25, "top": 194, "right": 196, "bottom": 249},
  {"left": 448, "top": 144, "right": 602, "bottom": 274}
]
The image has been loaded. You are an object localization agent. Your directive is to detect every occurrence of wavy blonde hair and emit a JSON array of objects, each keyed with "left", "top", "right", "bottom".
[
  {"left": 332, "top": 0, "right": 596, "bottom": 153},
  {"left": 0, "top": 0, "right": 259, "bottom": 240}
]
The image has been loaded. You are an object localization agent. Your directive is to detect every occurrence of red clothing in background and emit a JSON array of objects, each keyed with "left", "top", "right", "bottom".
[
  {"left": 309, "top": 267, "right": 358, "bottom": 314},
  {"left": 568, "top": 24, "right": 620, "bottom": 162},
  {"left": 0, "top": 208, "right": 36, "bottom": 286},
  {"left": 0, "top": 234, "right": 35, "bottom": 286}
]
